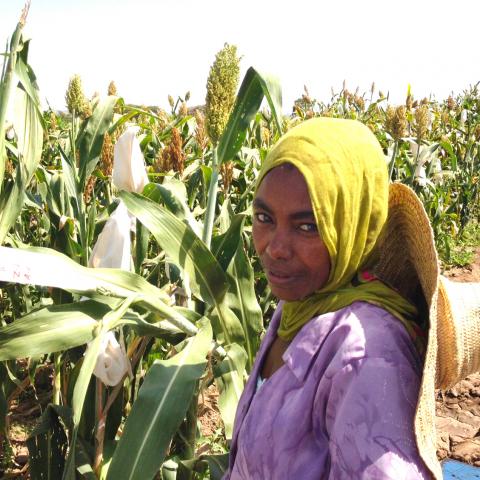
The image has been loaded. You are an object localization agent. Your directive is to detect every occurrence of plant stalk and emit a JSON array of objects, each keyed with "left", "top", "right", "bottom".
[
  {"left": 388, "top": 140, "right": 398, "bottom": 181},
  {"left": 53, "top": 352, "right": 62, "bottom": 405},
  {"left": 94, "top": 378, "right": 105, "bottom": 476},
  {"left": 202, "top": 148, "right": 219, "bottom": 248},
  {"left": 0, "top": 5, "right": 29, "bottom": 192},
  {"left": 411, "top": 141, "right": 421, "bottom": 186}
]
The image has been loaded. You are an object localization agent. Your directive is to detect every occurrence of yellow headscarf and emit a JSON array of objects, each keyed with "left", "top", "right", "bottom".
[{"left": 256, "top": 118, "right": 422, "bottom": 348}]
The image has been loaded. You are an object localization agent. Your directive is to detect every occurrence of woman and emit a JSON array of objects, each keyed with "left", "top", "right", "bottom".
[{"left": 223, "top": 117, "right": 433, "bottom": 479}]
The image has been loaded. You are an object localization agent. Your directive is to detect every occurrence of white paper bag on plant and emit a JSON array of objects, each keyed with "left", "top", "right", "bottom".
[
  {"left": 89, "top": 202, "right": 132, "bottom": 270},
  {"left": 90, "top": 331, "right": 130, "bottom": 387},
  {"left": 112, "top": 126, "right": 149, "bottom": 193}
]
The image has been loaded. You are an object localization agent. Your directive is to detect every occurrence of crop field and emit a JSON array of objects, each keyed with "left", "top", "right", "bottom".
[{"left": 0, "top": 13, "right": 479, "bottom": 480}]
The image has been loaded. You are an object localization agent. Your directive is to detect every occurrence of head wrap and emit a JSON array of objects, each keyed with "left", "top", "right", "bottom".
[{"left": 256, "top": 117, "right": 422, "bottom": 348}]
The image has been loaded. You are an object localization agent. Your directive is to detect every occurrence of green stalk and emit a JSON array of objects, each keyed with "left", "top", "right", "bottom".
[
  {"left": 202, "top": 148, "right": 219, "bottom": 248},
  {"left": 53, "top": 352, "right": 62, "bottom": 405},
  {"left": 411, "top": 141, "right": 421, "bottom": 186},
  {"left": 177, "top": 381, "right": 200, "bottom": 480},
  {"left": 185, "top": 383, "right": 199, "bottom": 456},
  {"left": 388, "top": 140, "right": 398, "bottom": 181},
  {"left": 70, "top": 110, "right": 88, "bottom": 265},
  {"left": 0, "top": 6, "right": 28, "bottom": 192}
]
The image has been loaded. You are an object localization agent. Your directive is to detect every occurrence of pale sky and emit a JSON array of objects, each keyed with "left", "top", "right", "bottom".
[{"left": 1, "top": 0, "right": 479, "bottom": 113}]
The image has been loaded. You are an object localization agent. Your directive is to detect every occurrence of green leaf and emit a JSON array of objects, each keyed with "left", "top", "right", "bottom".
[
  {"left": 214, "top": 343, "right": 247, "bottom": 440},
  {"left": 0, "top": 245, "right": 197, "bottom": 336},
  {"left": 27, "top": 404, "right": 71, "bottom": 480},
  {"left": 216, "top": 67, "right": 282, "bottom": 165},
  {"left": 143, "top": 179, "right": 201, "bottom": 236},
  {"left": 119, "top": 191, "right": 228, "bottom": 306},
  {"left": 120, "top": 191, "right": 245, "bottom": 345},
  {"left": 62, "top": 328, "right": 102, "bottom": 479},
  {"left": 0, "top": 300, "right": 108, "bottom": 360},
  {"left": 134, "top": 219, "right": 149, "bottom": 274},
  {"left": 211, "top": 214, "right": 246, "bottom": 272},
  {"left": 0, "top": 26, "right": 29, "bottom": 189},
  {"left": 59, "top": 144, "right": 82, "bottom": 220},
  {"left": 0, "top": 60, "right": 43, "bottom": 244},
  {"left": 227, "top": 242, "right": 263, "bottom": 370},
  {"left": 203, "top": 453, "right": 229, "bottom": 480},
  {"left": 0, "top": 298, "right": 182, "bottom": 361},
  {"left": 14, "top": 39, "right": 44, "bottom": 124},
  {"left": 106, "top": 319, "right": 212, "bottom": 480},
  {"left": 76, "top": 95, "right": 117, "bottom": 188},
  {"left": 440, "top": 139, "right": 458, "bottom": 171}
]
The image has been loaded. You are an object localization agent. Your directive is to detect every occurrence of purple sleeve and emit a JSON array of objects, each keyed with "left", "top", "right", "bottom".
[{"left": 319, "top": 356, "right": 430, "bottom": 480}]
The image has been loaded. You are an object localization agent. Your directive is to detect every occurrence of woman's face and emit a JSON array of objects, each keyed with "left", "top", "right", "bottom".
[{"left": 252, "top": 165, "right": 331, "bottom": 301}]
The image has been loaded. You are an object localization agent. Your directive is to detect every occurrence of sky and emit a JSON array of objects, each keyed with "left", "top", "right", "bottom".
[{"left": 1, "top": 0, "right": 480, "bottom": 113}]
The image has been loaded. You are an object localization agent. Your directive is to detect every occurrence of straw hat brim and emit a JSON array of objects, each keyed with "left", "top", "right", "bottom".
[
  {"left": 374, "top": 183, "right": 480, "bottom": 479},
  {"left": 372, "top": 183, "right": 441, "bottom": 479}
]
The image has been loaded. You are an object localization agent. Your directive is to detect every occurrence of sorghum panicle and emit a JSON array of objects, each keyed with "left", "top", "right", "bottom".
[
  {"left": 447, "top": 96, "right": 456, "bottom": 111},
  {"left": 205, "top": 43, "right": 240, "bottom": 145},
  {"left": 385, "top": 105, "right": 407, "bottom": 141},
  {"left": 159, "top": 128, "right": 185, "bottom": 174},
  {"left": 221, "top": 160, "right": 234, "bottom": 193},
  {"left": 65, "top": 74, "right": 89, "bottom": 118},
  {"left": 108, "top": 81, "right": 118, "bottom": 96},
  {"left": 406, "top": 94, "right": 413, "bottom": 110},
  {"left": 179, "top": 102, "right": 188, "bottom": 117},
  {"left": 194, "top": 110, "right": 209, "bottom": 150},
  {"left": 84, "top": 175, "right": 97, "bottom": 204},
  {"left": 414, "top": 105, "right": 430, "bottom": 141},
  {"left": 101, "top": 132, "right": 114, "bottom": 177}
]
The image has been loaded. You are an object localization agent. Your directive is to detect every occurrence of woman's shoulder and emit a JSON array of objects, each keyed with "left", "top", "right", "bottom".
[{"left": 304, "top": 301, "right": 421, "bottom": 368}]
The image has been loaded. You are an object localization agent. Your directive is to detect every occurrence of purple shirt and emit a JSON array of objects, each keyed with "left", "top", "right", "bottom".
[{"left": 223, "top": 301, "right": 430, "bottom": 479}]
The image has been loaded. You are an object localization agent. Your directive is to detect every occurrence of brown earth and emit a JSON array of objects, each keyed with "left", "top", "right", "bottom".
[{"left": 436, "top": 247, "right": 480, "bottom": 465}]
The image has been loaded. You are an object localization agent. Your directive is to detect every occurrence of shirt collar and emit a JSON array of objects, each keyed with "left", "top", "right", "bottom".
[{"left": 281, "top": 304, "right": 340, "bottom": 382}]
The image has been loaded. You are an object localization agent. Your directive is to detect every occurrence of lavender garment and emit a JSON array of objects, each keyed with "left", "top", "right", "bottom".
[{"left": 223, "top": 301, "right": 431, "bottom": 480}]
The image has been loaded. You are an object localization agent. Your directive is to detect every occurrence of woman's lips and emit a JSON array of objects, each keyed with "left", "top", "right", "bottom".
[{"left": 266, "top": 270, "right": 297, "bottom": 286}]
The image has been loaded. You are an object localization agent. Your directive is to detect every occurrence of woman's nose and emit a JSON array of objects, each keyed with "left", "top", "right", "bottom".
[{"left": 266, "top": 229, "right": 293, "bottom": 260}]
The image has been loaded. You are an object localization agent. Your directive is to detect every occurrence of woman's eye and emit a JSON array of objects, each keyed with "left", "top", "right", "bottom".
[
  {"left": 299, "top": 223, "right": 318, "bottom": 233},
  {"left": 255, "top": 212, "right": 271, "bottom": 223}
]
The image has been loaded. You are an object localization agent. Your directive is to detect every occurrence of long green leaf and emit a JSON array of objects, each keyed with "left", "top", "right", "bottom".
[
  {"left": 0, "top": 299, "right": 183, "bottom": 361},
  {"left": 120, "top": 191, "right": 245, "bottom": 344},
  {"left": 0, "top": 300, "right": 108, "bottom": 360},
  {"left": 106, "top": 319, "right": 212, "bottom": 480},
  {"left": 14, "top": 39, "right": 44, "bottom": 123},
  {"left": 211, "top": 214, "right": 246, "bottom": 272},
  {"left": 214, "top": 343, "right": 247, "bottom": 439},
  {"left": 216, "top": 67, "right": 282, "bottom": 165},
  {"left": 227, "top": 242, "right": 263, "bottom": 370},
  {"left": 143, "top": 179, "right": 201, "bottom": 236},
  {"left": 0, "top": 245, "right": 197, "bottom": 335},
  {"left": 0, "top": 40, "right": 43, "bottom": 244},
  {"left": 255, "top": 69, "right": 283, "bottom": 136},
  {"left": 77, "top": 95, "right": 117, "bottom": 188},
  {"left": 59, "top": 144, "right": 82, "bottom": 220},
  {"left": 0, "top": 18, "right": 26, "bottom": 189},
  {"left": 119, "top": 191, "right": 228, "bottom": 305}
]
